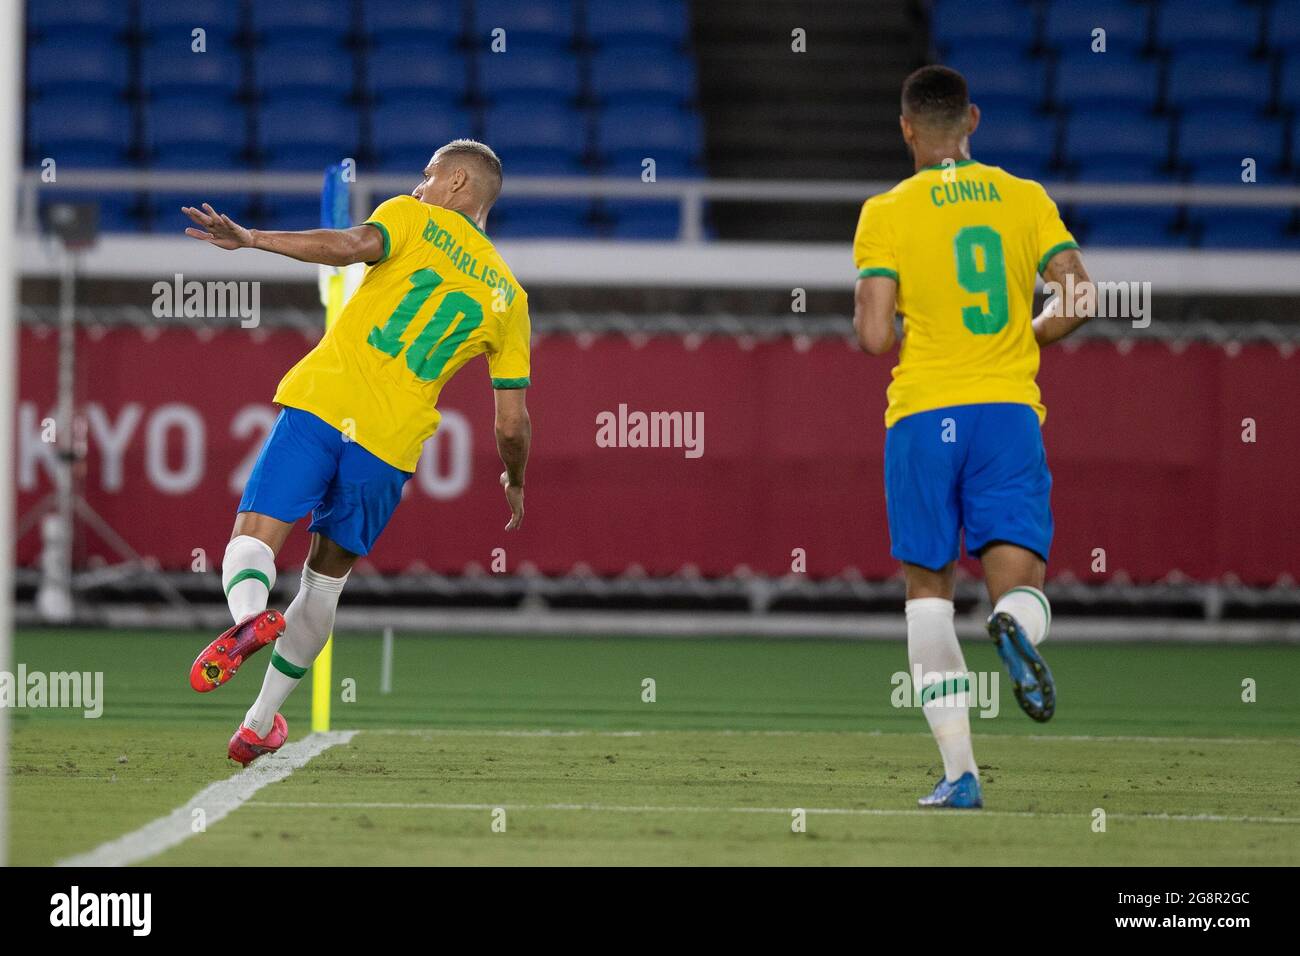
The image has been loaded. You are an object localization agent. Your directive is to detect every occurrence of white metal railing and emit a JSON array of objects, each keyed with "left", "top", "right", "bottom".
[{"left": 19, "top": 170, "right": 1300, "bottom": 243}]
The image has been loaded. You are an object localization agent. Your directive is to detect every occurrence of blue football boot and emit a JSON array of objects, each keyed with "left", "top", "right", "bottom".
[
  {"left": 917, "top": 771, "right": 983, "bottom": 809},
  {"left": 988, "top": 610, "right": 1055, "bottom": 722}
]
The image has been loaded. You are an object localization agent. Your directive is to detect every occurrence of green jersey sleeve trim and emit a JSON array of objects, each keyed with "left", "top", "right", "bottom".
[
  {"left": 1037, "top": 240, "right": 1080, "bottom": 276},
  {"left": 858, "top": 267, "right": 899, "bottom": 281},
  {"left": 491, "top": 377, "right": 531, "bottom": 389},
  {"left": 362, "top": 220, "right": 391, "bottom": 264}
]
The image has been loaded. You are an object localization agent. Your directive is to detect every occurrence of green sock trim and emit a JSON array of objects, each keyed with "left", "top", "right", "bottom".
[
  {"left": 921, "top": 675, "right": 970, "bottom": 704},
  {"left": 1003, "top": 586, "right": 1051, "bottom": 633},
  {"left": 270, "top": 650, "right": 308, "bottom": 680},
  {"left": 224, "top": 568, "right": 271, "bottom": 597}
]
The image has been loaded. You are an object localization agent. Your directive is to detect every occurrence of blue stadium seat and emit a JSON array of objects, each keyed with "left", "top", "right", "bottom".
[
  {"left": 477, "top": 50, "right": 581, "bottom": 105},
  {"left": 260, "top": 195, "right": 327, "bottom": 231},
  {"left": 1278, "top": 55, "right": 1300, "bottom": 109},
  {"left": 1042, "top": 0, "right": 1150, "bottom": 53},
  {"left": 370, "top": 99, "right": 475, "bottom": 171},
  {"left": 251, "top": 0, "right": 353, "bottom": 42},
  {"left": 1178, "top": 112, "right": 1285, "bottom": 171},
  {"left": 1053, "top": 52, "right": 1159, "bottom": 110},
  {"left": 603, "top": 200, "right": 682, "bottom": 239},
  {"left": 971, "top": 107, "right": 1058, "bottom": 171},
  {"left": 584, "top": 0, "right": 689, "bottom": 49},
  {"left": 365, "top": 43, "right": 470, "bottom": 101},
  {"left": 1154, "top": 0, "right": 1262, "bottom": 54},
  {"left": 141, "top": 43, "right": 242, "bottom": 97},
  {"left": 144, "top": 92, "right": 248, "bottom": 168},
  {"left": 484, "top": 103, "right": 587, "bottom": 160},
  {"left": 472, "top": 0, "right": 576, "bottom": 48},
  {"left": 362, "top": 0, "right": 465, "bottom": 44},
  {"left": 596, "top": 152, "right": 698, "bottom": 178},
  {"left": 1166, "top": 53, "right": 1270, "bottom": 110},
  {"left": 40, "top": 192, "right": 141, "bottom": 233},
  {"left": 28, "top": 92, "right": 133, "bottom": 167},
  {"left": 1071, "top": 158, "right": 1168, "bottom": 182},
  {"left": 947, "top": 52, "right": 1046, "bottom": 109},
  {"left": 1191, "top": 208, "right": 1295, "bottom": 248},
  {"left": 29, "top": 0, "right": 131, "bottom": 39},
  {"left": 932, "top": 0, "right": 1029, "bottom": 54},
  {"left": 141, "top": 0, "right": 243, "bottom": 42},
  {"left": 492, "top": 148, "right": 588, "bottom": 175},
  {"left": 491, "top": 198, "right": 594, "bottom": 238},
  {"left": 145, "top": 91, "right": 248, "bottom": 166},
  {"left": 1186, "top": 163, "right": 1282, "bottom": 185},
  {"left": 147, "top": 193, "right": 255, "bottom": 232},
  {"left": 257, "top": 97, "right": 361, "bottom": 170},
  {"left": 1074, "top": 204, "right": 1182, "bottom": 245},
  {"left": 596, "top": 105, "right": 701, "bottom": 167},
  {"left": 255, "top": 39, "right": 356, "bottom": 99},
  {"left": 1292, "top": 120, "right": 1300, "bottom": 177},
  {"left": 1063, "top": 110, "right": 1170, "bottom": 164},
  {"left": 1268, "top": 0, "right": 1300, "bottom": 51},
  {"left": 590, "top": 45, "right": 695, "bottom": 106},
  {"left": 28, "top": 36, "right": 129, "bottom": 96}
]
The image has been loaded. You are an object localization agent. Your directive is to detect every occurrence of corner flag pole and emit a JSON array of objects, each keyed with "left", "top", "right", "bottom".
[{"left": 311, "top": 163, "right": 352, "bottom": 733}]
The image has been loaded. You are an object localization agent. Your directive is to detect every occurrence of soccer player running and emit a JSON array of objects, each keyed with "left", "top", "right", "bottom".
[
  {"left": 853, "top": 67, "right": 1093, "bottom": 808},
  {"left": 180, "top": 140, "right": 531, "bottom": 765}
]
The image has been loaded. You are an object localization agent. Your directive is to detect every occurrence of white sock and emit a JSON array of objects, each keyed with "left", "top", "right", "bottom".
[
  {"left": 243, "top": 565, "right": 348, "bottom": 737},
  {"left": 222, "top": 535, "right": 276, "bottom": 624},
  {"left": 994, "top": 586, "right": 1050, "bottom": 646},
  {"left": 906, "top": 598, "right": 978, "bottom": 782}
]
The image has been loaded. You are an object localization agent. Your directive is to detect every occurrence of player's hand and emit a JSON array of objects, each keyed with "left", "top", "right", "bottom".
[
  {"left": 500, "top": 471, "right": 524, "bottom": 531},
  {"left": 182, "top": 203, "right": 254, "bottom": 250}
]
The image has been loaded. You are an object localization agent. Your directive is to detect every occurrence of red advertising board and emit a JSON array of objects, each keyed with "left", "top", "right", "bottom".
[{"left": 13, "top": 326, "right": 1298, "bottom": 584}]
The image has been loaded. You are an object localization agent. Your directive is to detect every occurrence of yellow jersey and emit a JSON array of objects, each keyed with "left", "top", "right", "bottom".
[
  {"left": 852, "top": 159, "right": 1077, "bottom": 428},
  {"left": 274, "top": 195, "right": 531, "bottom": 472}
]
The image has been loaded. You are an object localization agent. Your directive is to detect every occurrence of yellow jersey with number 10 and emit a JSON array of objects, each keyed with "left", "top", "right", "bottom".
[
  {"left": 273, "top": 195, "right": 531, "bottom": 472},
  {"left": 852, "top": 159, "right": 1076, "bottom": 428}
]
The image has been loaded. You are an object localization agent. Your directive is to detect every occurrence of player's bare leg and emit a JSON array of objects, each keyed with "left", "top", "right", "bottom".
[
  {"left": 980, "top": 542, "right": 1054, "bottom": 722},
  {"left": 231, "top": 534, "right": 359, "bottom": 764},
  {"left": 904, "top": 561, "right": 982, "bottom": 809},
  {"left": 188, "top": 512, "right": 294, "bottom": 693}
]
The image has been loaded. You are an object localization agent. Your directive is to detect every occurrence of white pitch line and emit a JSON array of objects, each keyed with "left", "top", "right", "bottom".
[
  {"left": 56, "top": 731, "right": 357, "bottom": 868},
  {"left": 365, "top": 727, "right": 1294, "bottom": 746},
  {"left": 245, "top": 799, "right": 1300, "bottom": 826}
]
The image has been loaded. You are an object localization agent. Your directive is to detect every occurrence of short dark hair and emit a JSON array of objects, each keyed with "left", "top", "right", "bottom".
[{"left": 901, "top": 65, "right": 970, "bottom": 130}]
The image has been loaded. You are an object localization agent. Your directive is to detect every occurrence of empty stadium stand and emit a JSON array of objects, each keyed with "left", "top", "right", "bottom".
[{"left": 24, "top": 0, "right": 705, "bottom": 238}]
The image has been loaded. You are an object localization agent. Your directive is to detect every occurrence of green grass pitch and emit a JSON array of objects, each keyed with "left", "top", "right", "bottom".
[{"left": 8, "top": 629, "right": 1299, "bottom": 865}]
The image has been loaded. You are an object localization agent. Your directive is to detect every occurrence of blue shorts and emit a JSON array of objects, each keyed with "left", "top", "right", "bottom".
[
  {"left": 883, "top": 403, "right": 1053, "bottom": 571},
  {"left": 238, "top": 407, "right": 413, "bottom": 557}
]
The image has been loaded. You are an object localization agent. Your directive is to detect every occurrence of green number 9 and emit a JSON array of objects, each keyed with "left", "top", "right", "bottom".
[{"left": 954, "top": 225, "right": 1009, "bottom": 335}]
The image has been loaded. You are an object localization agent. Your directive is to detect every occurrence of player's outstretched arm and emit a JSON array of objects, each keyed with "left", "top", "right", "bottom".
[
  {"left": 852, "top": 275, "right": 899, "bottom": 355},
  {"left": 182, "top": 202, "right": 384, "bottom": 267},
  {"left": 1033, "top": 247, "right": 1094, "bottom": 347},
  {"left": 494, "top": 387, "right": 530, "bottom": 531}
]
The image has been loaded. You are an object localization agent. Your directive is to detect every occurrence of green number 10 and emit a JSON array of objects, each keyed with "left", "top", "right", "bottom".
[
  {"left": 367, "top": 267, "right": 485, "bottom": 382},
  {"left": 953, "top": 225, "right": 1009, "bottom": 335}
]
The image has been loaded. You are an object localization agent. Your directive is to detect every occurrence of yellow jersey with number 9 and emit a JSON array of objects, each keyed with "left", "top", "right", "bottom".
[
  {"left": 852, "top": 159, "right": 1076, "bottom": 429},
  {"left": 274, "top": 195, "right": 531, "bottom": 472}
]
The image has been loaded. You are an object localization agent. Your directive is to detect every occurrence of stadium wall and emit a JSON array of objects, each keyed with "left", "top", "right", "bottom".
[{"left": 14, "top": 326, "right": 1298, "bottom": 585}]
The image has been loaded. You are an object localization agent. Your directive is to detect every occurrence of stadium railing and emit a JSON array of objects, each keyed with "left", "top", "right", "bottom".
[{"left": 18, "top": 169, "right": 1300, "bottom": 241}]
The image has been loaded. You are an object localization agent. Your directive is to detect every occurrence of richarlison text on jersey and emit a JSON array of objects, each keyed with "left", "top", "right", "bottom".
[
  {"left": 420, "top": 218, "right": 517, "bottom": 308},
  {"left": 930, "top": 179, "right": 1003, "bottom": 208}
]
